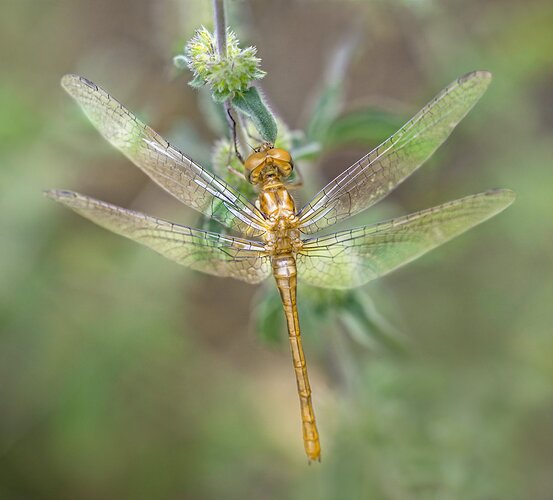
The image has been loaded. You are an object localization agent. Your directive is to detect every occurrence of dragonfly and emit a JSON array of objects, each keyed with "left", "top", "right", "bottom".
[{"left": 46, "top": 70, "right": 514, "bottom": 462}]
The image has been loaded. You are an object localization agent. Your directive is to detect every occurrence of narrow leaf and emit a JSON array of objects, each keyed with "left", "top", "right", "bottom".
[
  {"left": 232, "top": 86, "right": 278, "bottom": 143},
  {"left": 254, "top": 285, "right": 285, "bottom": 345},
  {"left": 306, "top": 29, "right": 359, "bottom": 141},
  {"left": 325, "top": 108, "right": 403, "bottom": 148}
]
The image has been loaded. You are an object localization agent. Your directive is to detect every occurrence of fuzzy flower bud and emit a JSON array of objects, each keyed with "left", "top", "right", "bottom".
[{"left": 176, "top": 26, "right": 266, "bottom": 102}]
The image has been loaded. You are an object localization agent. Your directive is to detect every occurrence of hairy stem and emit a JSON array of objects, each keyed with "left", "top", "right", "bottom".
[
  {"left": 213, "top": 0, "right": 249, "bottom": 163},
  {"left": 213, "top": 0, "right": 227, "bottom": 56}
]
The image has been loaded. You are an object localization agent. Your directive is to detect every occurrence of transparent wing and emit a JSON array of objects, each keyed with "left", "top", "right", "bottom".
[
  {"left": 298, "top": 71, "right": 493, "bottom": 234},
  {"left": 46, "top": 190, "right": 271, "bottom": 284},
  {"left": 61, "top": 74, "right": 267, "bottom": 237},
  {"left": 296, "top": 189, "right": 515, "bottom": 289}
]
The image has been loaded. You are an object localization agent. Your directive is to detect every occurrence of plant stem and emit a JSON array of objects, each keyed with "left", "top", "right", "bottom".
[
  {"left": 213, "top": 0, "right": 227, "bottom": 56},
  {"left": 213, "top": 0, "right": 249, "bottom": 162}
]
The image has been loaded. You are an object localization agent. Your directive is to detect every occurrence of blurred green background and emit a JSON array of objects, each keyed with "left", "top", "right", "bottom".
[{"left": 1, "top": 0, "right": 553, "bottom": 498}]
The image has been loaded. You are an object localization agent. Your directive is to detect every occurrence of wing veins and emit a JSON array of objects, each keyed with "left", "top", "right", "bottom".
[
  {"left": 296, "top": 189, "right": 515, "bottom": 289},
  {"left": 61, "top": 74, "right": 266, "bottom": 237},
  {"left": 297, "top": 72, "right": 492, "bottom": 234},
  {"left": 46, "top": 189, "right": 271, "bottom": 284}
]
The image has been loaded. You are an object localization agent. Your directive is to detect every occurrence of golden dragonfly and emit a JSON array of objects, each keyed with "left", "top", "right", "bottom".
[{"left": 46, "top": 71, "right": 514, "bottom": 462}]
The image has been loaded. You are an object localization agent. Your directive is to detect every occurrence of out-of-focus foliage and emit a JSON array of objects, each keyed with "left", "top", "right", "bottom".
[{"left": 1, "top": 0, "right": 553, "bottom": 499}]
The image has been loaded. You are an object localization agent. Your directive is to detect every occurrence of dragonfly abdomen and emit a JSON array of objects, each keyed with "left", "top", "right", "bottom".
[{"left": 272, "top": 255, "right": 321, "bottom": 461}]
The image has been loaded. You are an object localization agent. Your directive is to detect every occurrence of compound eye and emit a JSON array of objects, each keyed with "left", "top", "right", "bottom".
[
  {"left": 267, "top": 148, "right": 291, "bottom": 163},
  {"left": 245, "top": 151, "right": 267, "bottom": 172}
]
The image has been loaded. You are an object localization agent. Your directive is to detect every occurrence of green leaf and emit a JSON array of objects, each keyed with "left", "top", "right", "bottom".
[
  {"left": 305, "top": 31, "right": 359, "bottom": 141},
  {"left": 212, "top": 89, "right": 231, "bottom": 103},
  {"left": 253, "top": 285, "right": 285, "bottom": 345},
  {"left": 290, "top": 141, "right": 322, "bottom": 161},
  {"left": 307, "top": 83, "right": 344, "bottom": 142},
  {"left": 232, "top": 86, "right": 278, "bottom": 143},
  {"left": 340, "top": 290, "right": 407, "bottom": 355},
  {"left": 173, "top": 54, "right": 188, "bottom": 70},
  {"left": 325, "top": 108, "right": 403, "bottom": 149},
  {"left": 188, "top": 73, "right": 206, "bottom": 88}
]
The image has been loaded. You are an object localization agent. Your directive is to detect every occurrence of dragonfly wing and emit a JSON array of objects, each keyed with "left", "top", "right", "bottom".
[
  {"left": 298, "top": 71, "right": 492, "bottom": 234},
  {"left": 61, "top": 74, "right": 267, "bottom": 237},
  {"left": 296, "top": 189, "right": 514, "bottom": 289},
  {"left": 46, "top": 190, "right": 271, "bottom": 284}
]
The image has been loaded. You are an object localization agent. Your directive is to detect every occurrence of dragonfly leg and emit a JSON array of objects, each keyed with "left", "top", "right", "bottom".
[
  {"left": 227, "top": 164, "right": 248, "bottom": 182},
  {"left": 224, "top": 104, "right": 245, "bottom": 164}
]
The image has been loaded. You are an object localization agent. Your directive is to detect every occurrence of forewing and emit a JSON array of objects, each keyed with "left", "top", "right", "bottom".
[
  {"left": 296, "top": 189, "right": 515, "bottom": 289},
  {"left": 61, "top": 74, "right": 266, "bottom": 237},
  {"left": 298, "top": 71, "right": 492, "bottom": 234},
  {"left": 46, "top": 190, "right": 271, "bottom": 284}
]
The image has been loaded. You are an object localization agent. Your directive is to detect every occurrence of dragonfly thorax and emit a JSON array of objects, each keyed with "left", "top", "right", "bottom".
[
  {"left": 257, "top": 180, "right": 302, "bottom": 255},
  {"left": 258, "top": 184, "right": 297, "bottom": 223}
]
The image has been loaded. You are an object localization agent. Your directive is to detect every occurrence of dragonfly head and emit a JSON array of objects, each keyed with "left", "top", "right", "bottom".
[{"left": 245, "top": 146, "right": 294, "bottom": 185}]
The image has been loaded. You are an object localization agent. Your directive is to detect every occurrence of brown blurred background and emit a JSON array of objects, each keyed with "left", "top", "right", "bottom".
[{"left": 1, "top": 0, "right": 553, "bottom": 498}]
